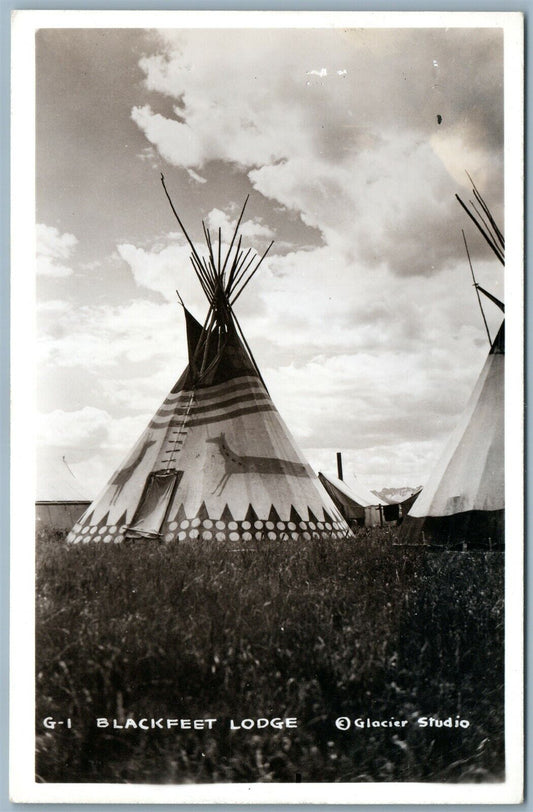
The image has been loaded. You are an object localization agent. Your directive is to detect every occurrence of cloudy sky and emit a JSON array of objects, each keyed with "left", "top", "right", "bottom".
[{"left": 35, "top": 22, "right": 505, "bottom": 494}]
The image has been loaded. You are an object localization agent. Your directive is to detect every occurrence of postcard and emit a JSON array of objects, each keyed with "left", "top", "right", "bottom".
[{"left": 10, "top": 10, "right": 523, "bottom": 804}]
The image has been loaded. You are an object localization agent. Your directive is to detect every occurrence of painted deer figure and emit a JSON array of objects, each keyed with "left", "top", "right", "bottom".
[
  {"left": 111, "top": 437, "right": 156, "bottom": 504},
  {"left": 206, "top": 432, "right": 310, "bottom": 495}
]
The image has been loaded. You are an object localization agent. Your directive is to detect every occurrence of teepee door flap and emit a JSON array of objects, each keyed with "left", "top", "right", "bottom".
[{"left": 126, "top": 470, "right": 182, "bottom": 539}]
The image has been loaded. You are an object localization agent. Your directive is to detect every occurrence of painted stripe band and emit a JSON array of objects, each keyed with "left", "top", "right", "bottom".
[
  {"left": 149, "top": 402, "right": 277, "bottom": 430},
  {"left": 153, "top": 392, "right": 273, "bottom": 424},
  {"left": 165, "top": 375, "right": 265, "bottom": 404}
]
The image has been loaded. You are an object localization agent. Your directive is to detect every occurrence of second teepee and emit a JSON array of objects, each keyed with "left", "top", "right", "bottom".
[{"left": 400, "top": 179, "right": 504, "bottom": 548}]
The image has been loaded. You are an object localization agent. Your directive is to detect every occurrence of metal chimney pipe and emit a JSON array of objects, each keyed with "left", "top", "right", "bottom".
[{"left": 336, "top": 452, "right": 343, "bottom": 481}]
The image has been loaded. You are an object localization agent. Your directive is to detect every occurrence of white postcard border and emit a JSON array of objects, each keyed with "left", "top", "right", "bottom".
[{"left": 10, "top": 9, "right": 524, "bottom": 804}]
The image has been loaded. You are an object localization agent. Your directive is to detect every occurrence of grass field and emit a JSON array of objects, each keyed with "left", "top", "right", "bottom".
[{"left": 36, "top": 527, "right": 504, "bottom": 784}]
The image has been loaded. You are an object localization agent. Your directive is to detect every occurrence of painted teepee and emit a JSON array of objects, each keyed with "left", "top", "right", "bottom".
[
  {"left": 400, "top": 179, "right": 504, "bottom": 548},
  {"left": 68, "top": 181, "right": 351, "bottom": 544}
]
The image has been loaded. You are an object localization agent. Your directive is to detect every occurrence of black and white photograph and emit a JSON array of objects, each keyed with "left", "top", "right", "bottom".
[{"left": 10, "top": 10, "right": 523, "bottom": 804}]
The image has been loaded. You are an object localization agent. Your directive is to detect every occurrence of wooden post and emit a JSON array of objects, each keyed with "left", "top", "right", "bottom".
[{"left": 336, "top": 452, "right": 343, "bottom": 481}]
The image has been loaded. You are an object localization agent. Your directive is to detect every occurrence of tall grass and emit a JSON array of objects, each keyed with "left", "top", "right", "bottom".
[{"left": 36, "top": 528, "right": 504, "bottom": 783}]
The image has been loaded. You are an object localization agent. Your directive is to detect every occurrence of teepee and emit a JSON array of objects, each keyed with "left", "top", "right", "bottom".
[
  {"left": 400, "top": 179, "right": 504, "bottom": 548},
  {"left": 37, "top": 453, "right": 92, "bottom": 531},
  {"left": 67, "top": 181, "right": 352, "bottom": 544}
]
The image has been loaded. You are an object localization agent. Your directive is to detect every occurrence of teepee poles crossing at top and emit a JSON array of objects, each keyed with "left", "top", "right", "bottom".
[
  {"left": 220, "top": 195, "right": 249, "bottom": 278},
  {"left": 465, "top": 171, "right": 504, "bottom": 251},
  {"left": 160, "top": 174, "right": 274, "bottom": 382},
  {"left": 458, "top": 175, "right": 504, "bottom": 348},
  {"left": 160, "top": 174, "right": 207, "bottom": 277},
  {"left": 455, "top": 175, "right": 504, "bottom": 266},
  {"left": 160, "top": 174, "right": 273, "bottom": 310},
  {"left": 456, "top": 194, "right": 504, "bottom": 266}
]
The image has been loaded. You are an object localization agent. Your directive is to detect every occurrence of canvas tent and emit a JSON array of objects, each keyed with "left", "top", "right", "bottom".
[
  {"left": 400, "top": 180, "right": 504, "bottom": 548},
  {"left": 67, "top": 184, "right": 352, "bottom": 545},
  {"left": 395, "top": 488, "right": 422, "bottom": 518},
  {"left": 318, "top": 472, "right": 389, "bottom": 528},
  {"left": 36, "top": 454, "right": 92, "bottom": 532}
]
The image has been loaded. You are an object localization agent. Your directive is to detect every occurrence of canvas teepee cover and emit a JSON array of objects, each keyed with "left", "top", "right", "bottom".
[
  {"left": 399, "top": 323, "right": 504, "bottom": 546},
  {"left": 400, "top": 180, "right": 504, "bottom": 548},
  {"left": 67, "top": 185, "right": 351, "bottom": 544},
  {"left": 318, "top": 472, "right": 388, "bottom": 527}
]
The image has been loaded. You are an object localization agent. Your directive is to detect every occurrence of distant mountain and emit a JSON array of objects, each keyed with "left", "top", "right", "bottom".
[{"left": 372, "top": 486, "right": 423, "bottom": 505}]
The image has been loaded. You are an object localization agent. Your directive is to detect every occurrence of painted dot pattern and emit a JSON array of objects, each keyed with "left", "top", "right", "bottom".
[{"left": 66, "top": 508, "right": 351, "bottom": 544}]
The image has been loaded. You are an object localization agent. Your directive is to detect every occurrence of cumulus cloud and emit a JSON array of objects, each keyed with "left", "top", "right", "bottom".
[
  {"left": 205, "top": 208, "right": 274, "bottom": 241},
  {"left": 38, "top": 297, "right": 188, "bottom": 369},
  {"left": 35, "top": 27, "right": 505, "bottom": 491},
  {"left": 117, "top": 240, "right": 196, "bottom": 303},
  {"left": 132, "top": 28, "right": 503, "bottom": 278},
  {"left": 305, "top": 440, "right": 435, "bottom": 490},
  {"left": 37, "top": 407, "right": 156, "bottom": 492},
  {"left": 36, "top": 223, "right": 78, "bottom": 277},
  {"left": 38, "top": 406, "right": 111, "bottom": 450},
  {"left": 117, "top": 209, "right": 275, "bottom": 310},
  {"left": 37, "top": 299, "right": 71, "bottom": 314},
  {"left": 187, "top": 168, "right": 207, "bottom": 184},
  {"left": 265, "top": 336, "right": 486, "bottom": 450}
]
